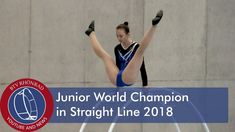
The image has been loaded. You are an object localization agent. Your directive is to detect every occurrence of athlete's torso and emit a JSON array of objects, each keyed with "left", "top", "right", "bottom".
[{"left": 114, "top": 42, "right": 139, "bottom": 70}]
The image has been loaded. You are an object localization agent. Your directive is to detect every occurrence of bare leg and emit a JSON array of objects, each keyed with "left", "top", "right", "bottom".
[
  {"left": 122, "top": 26, "right": 157, "bottom": 84},
  {"left": 122, "top": 10, "right": 163, "bottom": 84},
  {"left": 88, "top": 32, "right": 118, "bottom": 85}
]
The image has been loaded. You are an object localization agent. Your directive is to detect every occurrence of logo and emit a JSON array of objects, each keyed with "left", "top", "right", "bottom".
[{"left": 0, "top": 78, "right": 53, "bottom": 131}]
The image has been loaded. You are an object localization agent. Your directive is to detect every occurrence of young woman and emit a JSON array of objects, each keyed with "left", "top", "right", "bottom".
[
  {"left": 114, "top": 22, "right": 148, "bottom": 87},
  {"left": 85, "top": 10, "right": 163, "bottom": 87}
]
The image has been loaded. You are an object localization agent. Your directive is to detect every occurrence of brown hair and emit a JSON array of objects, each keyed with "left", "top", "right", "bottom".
[{"left": 116, "top": 21, "right": 129, "bottom": 34}]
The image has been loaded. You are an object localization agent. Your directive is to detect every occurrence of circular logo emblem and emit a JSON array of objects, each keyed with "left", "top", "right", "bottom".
[{"left": 0, "top": 78, "right": 53, "bottom": 131}]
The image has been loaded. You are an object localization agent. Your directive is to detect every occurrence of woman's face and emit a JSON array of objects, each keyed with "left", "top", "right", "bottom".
[{"left": 116, "top": 29, "right": 129, "bottom": 44}]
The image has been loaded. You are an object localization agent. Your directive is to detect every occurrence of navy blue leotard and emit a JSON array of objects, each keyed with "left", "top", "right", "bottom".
[{"left": 114, "top": 42, "right": 148, "bottom": 87}]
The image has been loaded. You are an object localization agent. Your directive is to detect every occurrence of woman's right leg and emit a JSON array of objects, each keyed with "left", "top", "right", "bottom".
[{"left": 87, "top": 30, "right": 118, "bottom": 85}]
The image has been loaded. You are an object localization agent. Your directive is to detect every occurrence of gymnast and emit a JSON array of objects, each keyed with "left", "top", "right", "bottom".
[{"left": 85, "top": 10, "right": 163, "bottom": 87}]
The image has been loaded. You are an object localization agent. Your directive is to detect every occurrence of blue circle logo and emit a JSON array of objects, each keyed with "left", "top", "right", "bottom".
[
  {"left": 8, "top": 87, "right": 45, "bottom": 124},
  {"left": 0, "top": 78, "right": 54, "bottom": 131}
]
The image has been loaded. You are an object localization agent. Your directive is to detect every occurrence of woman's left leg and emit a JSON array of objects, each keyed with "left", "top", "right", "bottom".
[{"left": 122, "top": 10, "right": 163, "bottom": 84}]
